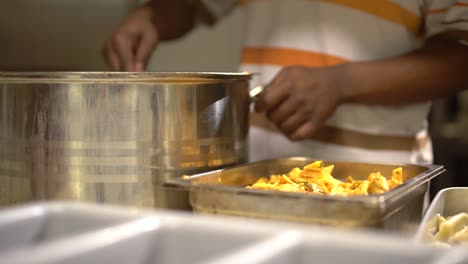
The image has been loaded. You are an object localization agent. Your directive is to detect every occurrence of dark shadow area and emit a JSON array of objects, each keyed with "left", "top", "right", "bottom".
[{"left": 429, "top": 94, "right": 468, "bottom": 200}]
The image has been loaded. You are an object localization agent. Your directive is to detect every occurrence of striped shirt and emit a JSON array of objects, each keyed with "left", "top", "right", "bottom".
[{"left": 199, "top": 0, "right": 468, "bottom": 163}]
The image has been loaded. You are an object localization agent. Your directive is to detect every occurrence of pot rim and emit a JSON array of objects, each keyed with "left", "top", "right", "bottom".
[{"left": 0, "top": 71, "right": 253, "bottom": 82}]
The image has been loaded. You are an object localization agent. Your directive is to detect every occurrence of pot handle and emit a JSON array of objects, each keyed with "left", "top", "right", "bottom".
[
  {"left": 249, "top": 85, "right": 264, "bottom": 103},
  {"left": 163, "top": 178, "right": 191, "bottom": 191}
]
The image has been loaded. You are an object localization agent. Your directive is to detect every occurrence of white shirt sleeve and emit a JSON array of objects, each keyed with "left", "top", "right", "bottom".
[
  {"left": 424, "top": 0, "right": 468, "bottom": 40},
  {"left": 196, "top": 0, "right": 238, "bottom": 24}
]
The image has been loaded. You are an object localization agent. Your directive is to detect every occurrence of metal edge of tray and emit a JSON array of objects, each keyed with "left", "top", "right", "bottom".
[
  {"left": 414, "top": 187, "right": 468, "bottom": 242},
  {"left": 382, "top": 164, "right": 445, "bottom": 209},
  {"left": 0, "top": 71, "right": 253, "bottom": 83},
  {"left": 165, "top": 157, "right": 445, "bottom": 209}
]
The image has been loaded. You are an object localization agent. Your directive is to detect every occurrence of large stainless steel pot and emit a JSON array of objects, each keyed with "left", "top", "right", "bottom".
[{"left": 0, "top": 72, "right": 251, "bottom": 209}]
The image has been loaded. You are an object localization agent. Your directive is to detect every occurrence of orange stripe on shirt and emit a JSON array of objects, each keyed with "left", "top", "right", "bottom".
[
  {"left": 319, "top": 0, "right": 422, "bottom": 34},
  {"left": 429, "top": 7, "right": 450, "bottom": 14},
  {"left": 239, "top": 0, "right": 421, "bottom": 34},
  {"left": 241, "top": 47, "right": 348, "bottom": 67},
  {"left": 429, "top": 2, "right": 468, "bottom": 15}
]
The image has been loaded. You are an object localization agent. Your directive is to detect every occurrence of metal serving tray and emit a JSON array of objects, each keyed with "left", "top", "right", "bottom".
[
  {"left": 415, "top": 187, "right": 468, "bottom": 243},
  {"left": 168, "top": 157, "right": 444, "bottom": 232}
]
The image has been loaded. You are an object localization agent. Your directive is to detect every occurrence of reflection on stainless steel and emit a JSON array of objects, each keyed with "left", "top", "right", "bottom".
[
  {"left": 203, "top": 96, "right": 229, "bottom": 137},
  {"left": 0, "top": 72, "right": 251, "bottom": 209},
  {"left": 168, "top": 157, "right": 444, "bottom": 231}
]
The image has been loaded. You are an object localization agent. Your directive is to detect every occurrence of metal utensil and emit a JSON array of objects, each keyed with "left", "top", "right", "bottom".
[{"left": 249, "top": 85, "right": 264, "bottom": 102}]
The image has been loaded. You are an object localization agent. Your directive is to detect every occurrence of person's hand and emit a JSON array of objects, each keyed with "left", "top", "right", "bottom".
[
  {"left": 103, "top": 5, "right": 159, "bottom": 71},
  {"left": 255, "top": 65, "right": 349, "bottom": 141}
]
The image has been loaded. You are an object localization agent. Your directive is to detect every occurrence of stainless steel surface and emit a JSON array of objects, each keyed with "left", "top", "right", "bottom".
[
  {"left": 168, "top": 157, "right": 444, "bottom": 231},
  {"left": 0, "top": 72, "right": 251, "bottom": 209},
  {"left": 415, "top": 187, "right": 468, "bottom": 242}
]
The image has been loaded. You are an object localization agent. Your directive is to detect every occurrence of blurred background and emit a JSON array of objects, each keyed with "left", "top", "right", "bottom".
[
  {"left": 0, "top": 0, "right": 243, "bottom": 72},
  {"left": 0, "top": 1, "right": 466, "bottom": 197}
]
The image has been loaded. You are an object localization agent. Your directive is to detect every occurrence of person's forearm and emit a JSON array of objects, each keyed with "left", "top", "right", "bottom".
[
  {"left": 341, "top": 35, "right": 468, "bottom": 105},
  {"left": 147, "top": 0, "right": 197, "bottom": 40}
]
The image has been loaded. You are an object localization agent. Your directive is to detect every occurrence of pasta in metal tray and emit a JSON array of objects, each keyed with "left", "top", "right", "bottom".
[{"left": 246, "top": 160, "right": 403, "bottom": 196}]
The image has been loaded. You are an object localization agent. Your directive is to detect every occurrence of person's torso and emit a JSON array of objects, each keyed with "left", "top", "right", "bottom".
[{"left": 238, "top": 0, "right": 432, "bottom": 163}]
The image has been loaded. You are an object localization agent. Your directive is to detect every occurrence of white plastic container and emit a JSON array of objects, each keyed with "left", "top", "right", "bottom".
[
  {"left": 0, "top": 201, "right": 462, "bottom": 264},
  {"left": 415, "top": 187, "right": 468, "bottom": 242},
  {"left": 0, "top": 202, "right": 142, "bottom": 253}
]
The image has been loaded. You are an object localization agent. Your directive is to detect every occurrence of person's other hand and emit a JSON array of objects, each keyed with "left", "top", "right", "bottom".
[
  {"left": 255, "top": 65, "right": 349, "bottom": 141},
  {"left": 103, "top": 5, "right": 159, "bottom": 71}
]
